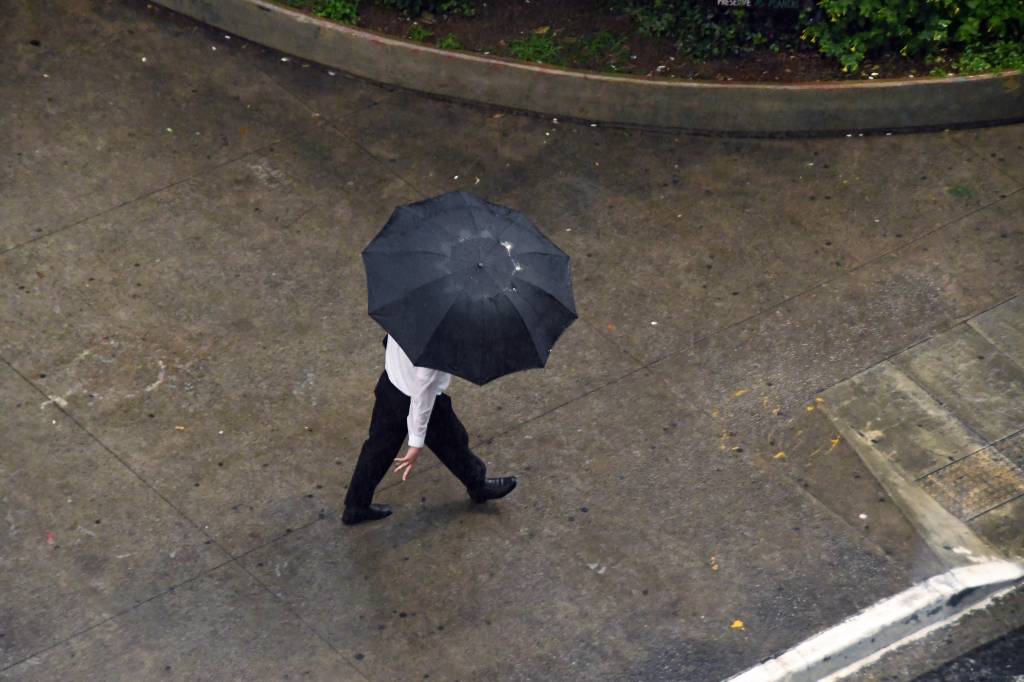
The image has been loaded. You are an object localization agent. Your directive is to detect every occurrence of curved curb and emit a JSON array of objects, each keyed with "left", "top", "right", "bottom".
[
  {"left": 727, "top": 561, "right": 1024, "bottom": 681},
  {"left": 151, "top": 0, "right": 1024, "bottom": 136}
]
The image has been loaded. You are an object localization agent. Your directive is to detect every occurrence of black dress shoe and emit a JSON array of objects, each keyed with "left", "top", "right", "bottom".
[
  {"left": 342, "top": 503, "right": 392, "bottom": 526},
  {"left": 468, "top": 476, "right": 517, "bottom": 503}
]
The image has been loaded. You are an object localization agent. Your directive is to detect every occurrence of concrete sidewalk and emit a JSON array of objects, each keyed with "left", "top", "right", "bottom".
[
  {"left": 824, "top": 296, "right": 1024, "bottom": 566},
  {"left": 1, "top": 1, "right": 1022, "bottom": 680}
]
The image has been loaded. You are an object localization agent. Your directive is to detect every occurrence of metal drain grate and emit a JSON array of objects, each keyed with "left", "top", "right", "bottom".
[{"left": 920, "top": 445, "right": 1024, "bottom": 521}]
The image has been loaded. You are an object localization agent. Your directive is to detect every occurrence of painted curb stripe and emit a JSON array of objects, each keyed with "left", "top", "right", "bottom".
[{"left": 727, "top": 561, "right": 1024, "bottom": 682}]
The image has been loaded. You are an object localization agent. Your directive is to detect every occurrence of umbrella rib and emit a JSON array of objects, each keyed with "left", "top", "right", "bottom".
[
  {"left": 506, "top": 278, "right": 575, "bottom": 363},
  {"left": 411, "top": 288, "right": 469, "bottom": 368},
  {"left": 502, "top": 290, "right": 548, "bottom": 367},
  {"left": 363, "top": 246, "right": 448, "bottom": 257},
  {"left": 464, "top": 205, "right": 485, "bottom": 262},
  {"left": 495, "top": 212, "right": 553, "bottom": 243},
  {"left": 420, "top": 215, "right": 464, "bottom": 241},
  {"left": 491, "top": 217, "right": 565, "bottom": 257},
  {"left": 514, "top": 248, "right": 568, "bottom": 258},
  {"left": 512, "top": 265, "right": 576, "bottom": 313},
  {"left": 492, "top": 214, "right": 519, "bottom": 242},
  {"left": 367, "top": 266, "right": 474, "bottom": 314}
]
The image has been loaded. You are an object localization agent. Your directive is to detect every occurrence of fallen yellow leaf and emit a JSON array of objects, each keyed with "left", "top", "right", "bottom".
[
  {"left": 731, "top": 620, "right": 745, "bottom": 630},
  {"left": 733, "top": 388, "right": 750, "bottom": 398},
  {"left": 806, "top": 405, "right": 816, "bottom": 412},
  {"left": 533, "top": 25, "right": 550, "bottom": 34},
  {"left": 773, "top": 451, "right": 787, "bottom": 460}
]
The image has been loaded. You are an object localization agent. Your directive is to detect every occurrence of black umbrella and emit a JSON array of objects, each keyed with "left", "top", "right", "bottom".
[{"left": 362, "top": 191, "right": 577, "bottom": 385}]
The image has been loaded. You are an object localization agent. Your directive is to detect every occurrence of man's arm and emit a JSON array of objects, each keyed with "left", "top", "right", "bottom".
[
  {"left": 393, "top": 367, "right": 444, "bottom": 480},
  {"left": 406, "top": 367, "right": 442, "bottom": 448}
]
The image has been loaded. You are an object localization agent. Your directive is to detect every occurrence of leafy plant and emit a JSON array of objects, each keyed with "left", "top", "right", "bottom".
[
  {"left": 802, "top": 0, "right": 1024, "bottom": 73},
  {"left": 954, "top": 40, "right": 1024, "bottom": 74},
  {"left": 408, "top": 23, "right": 434, "bottom": 42},
  {"left": 436, "top": 33, "right": 465, "bottom": 50},
  {"left": 611, "top": 0, "right": 807, "bottom": 60},
  {"left": 576, "top": 30, "right": 630, "bottom": 64},
  {"left": 377, "top": 0, "right": 476, "bottom": 17},
  {"left": 314, "top": 0, "right": 359, "bottom": 23},
  {"left": 437, "top": 0, "right": 475, "bottom": 14},
  {"left": 508, "top": 32, "right": 564, "bottom": 65}
]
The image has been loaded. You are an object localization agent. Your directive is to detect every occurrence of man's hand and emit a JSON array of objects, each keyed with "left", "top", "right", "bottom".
[{"left": 393, "top": 446, "right": 422, "bottom": 481}]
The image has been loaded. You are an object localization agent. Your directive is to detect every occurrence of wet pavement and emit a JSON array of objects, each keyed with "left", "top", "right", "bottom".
[
  {"left": 823, "top": 295, "right": 1024, "bottom": 565},
  {"left": 2, "top": 1, "right": 1023, "bottom": 680},
  {"left": 912, "top": 626, "right": 1024, "bottom": 681}
]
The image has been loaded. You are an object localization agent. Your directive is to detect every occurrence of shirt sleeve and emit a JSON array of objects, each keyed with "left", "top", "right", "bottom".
[{"left": 406, "top": 366, "right": 444, "bottom": 448}]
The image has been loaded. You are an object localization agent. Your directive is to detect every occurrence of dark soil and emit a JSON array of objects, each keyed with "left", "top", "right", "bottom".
[{"left": 286, "top": 0, "right": 944, "bottom": 82}]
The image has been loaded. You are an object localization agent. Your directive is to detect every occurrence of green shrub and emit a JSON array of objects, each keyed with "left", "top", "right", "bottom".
[
  {"left": 377, "top": 0, "right": 476, "bottom": 17},
  {"left": 408, "top": 23, "right": 434, "bottom": 41},
  {"left": 508, "top": 32, "right": 564, "bottom": 64},
  {"left": 576, "top": 30, "right": 630, "bottom": 63},
  {"left": 802, "top": 0, "right": 1024, "bottom": 73},
  {"left": 436, "top": 33, "right": 465, "bottom": 50},
  {"left": 314, "top": 0, "right": 359, "bottom": 23},
  {"left": 954, "top": 40, "right": 1024, "bottom": 74},
  {"left": 611, "top": 0, "right": 808, "bottom": 59}
]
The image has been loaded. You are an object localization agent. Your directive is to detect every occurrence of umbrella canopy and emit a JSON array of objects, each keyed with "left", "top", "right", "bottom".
[{"left": 363, "top": 191, "right": 577, "bottom": 385}]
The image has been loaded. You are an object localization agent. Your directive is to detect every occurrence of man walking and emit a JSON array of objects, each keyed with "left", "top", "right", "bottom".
[
  {"left": 349, "top": 191, "right": 575, "bottom": 525},
  {"left": 342, "top": 335, "right": 518, "bottom": 526}
]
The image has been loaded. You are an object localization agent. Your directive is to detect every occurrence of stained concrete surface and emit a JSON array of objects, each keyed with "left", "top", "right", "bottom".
[
  {"left": 0, "top": 562, "right": 362, "bottom": 681},
  {"left": 822, "top": 297, "right": 1024, "bottom": 560},
  {"left": 2, "top": 1, "right": 1023, "bottom": 680},
  {"left": 971, "top": 295, "right": 1024, "bottom": 373},
  {"left": 818, "top": 361, "right": 988, "bottom": 479},
  {"left": 893, "top": 324, "right": 1024, "bottom": 443}
]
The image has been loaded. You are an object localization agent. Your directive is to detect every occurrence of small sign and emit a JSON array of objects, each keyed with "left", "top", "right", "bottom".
[{"left": 717, "top": 0, "right": 801, "bottom": 8}]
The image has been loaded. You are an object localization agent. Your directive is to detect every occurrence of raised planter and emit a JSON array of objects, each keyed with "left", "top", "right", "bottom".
[{"left": 152, "top": 0, "right": 1024, "bottom": 137}]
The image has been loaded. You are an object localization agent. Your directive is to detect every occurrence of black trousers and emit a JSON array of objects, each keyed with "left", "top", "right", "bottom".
[{"left": 344, "top": 371, "right": 487, "bottom": 508}]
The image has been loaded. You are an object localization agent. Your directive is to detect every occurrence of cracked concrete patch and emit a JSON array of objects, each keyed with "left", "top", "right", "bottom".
[{"left": 823, "top": 295, "right": 1024, "bottom": 562}]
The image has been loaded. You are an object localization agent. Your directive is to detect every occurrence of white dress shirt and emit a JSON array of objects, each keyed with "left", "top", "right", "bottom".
[{"left": 384, "top": 335, "right": 452, "bottom": 448}]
